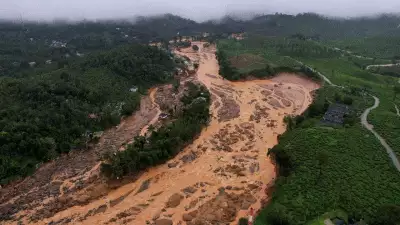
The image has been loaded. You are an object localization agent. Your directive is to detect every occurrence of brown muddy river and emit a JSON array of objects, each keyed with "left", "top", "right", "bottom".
[{"left": 5, "top": 42, "right": 319, "bottom": 225}]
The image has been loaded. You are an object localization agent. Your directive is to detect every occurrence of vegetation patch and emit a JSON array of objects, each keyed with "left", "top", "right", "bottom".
[
  {"left": 216, "top": 37, "right": 324, "bottom": 81},
  {"left": 228, "top": 53, "right": 267, "bottom": 72}
]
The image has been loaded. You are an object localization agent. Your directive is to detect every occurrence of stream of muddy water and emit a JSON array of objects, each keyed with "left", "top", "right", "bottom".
[{"left": 5, "top": 42, "right": 319, "bottom": 225}]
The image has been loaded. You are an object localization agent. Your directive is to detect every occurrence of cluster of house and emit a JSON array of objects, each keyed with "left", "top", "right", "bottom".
[
  {"left": 321, "top": 103, "right": 350, "bottom": 125},
  {"left": 50, "top": 40, "right": 67, "bottom": 48},
  {"left": 15, "top": 53, "right": 84, "bottom": 69},
  {"left": 229, "top": 33, "right": 246, "bottom": 40},
  {"left": 115, "top": 27, "right": 137, "bottom": 39},
  {"left": 202, "top": 32, "right": 210, "bottom": 38}
]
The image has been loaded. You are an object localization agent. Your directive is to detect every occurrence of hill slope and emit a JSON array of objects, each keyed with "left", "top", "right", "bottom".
[{"left": 0, "top": 44, "right": 175, "bottom": 183}]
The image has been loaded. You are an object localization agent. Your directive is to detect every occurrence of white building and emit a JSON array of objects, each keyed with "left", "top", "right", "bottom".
[
  {"left": 129, "top": 86, "right": 138, "bottom": 92},
  {"left": 50, "top": 40, "right": 67, "bottom": 48}
]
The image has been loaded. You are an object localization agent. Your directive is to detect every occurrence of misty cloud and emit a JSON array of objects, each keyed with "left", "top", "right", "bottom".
[{"left": 1, "top": 0, "right": 400, "bottom": 22}]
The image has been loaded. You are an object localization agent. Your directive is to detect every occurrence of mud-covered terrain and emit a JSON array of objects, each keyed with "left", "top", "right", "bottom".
[{"left": 0, "top": 42, "right": 319, "bottom": 225}]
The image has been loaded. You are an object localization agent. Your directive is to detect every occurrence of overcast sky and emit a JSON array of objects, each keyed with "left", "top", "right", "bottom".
[{"left": 1, "top": 0, "right": 400, "bottom": 22}]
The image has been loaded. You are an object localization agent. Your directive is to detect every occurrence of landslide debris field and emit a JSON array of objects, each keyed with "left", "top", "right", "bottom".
[{"left": 0, "top": 42, "right": 319, "bottom": 225}]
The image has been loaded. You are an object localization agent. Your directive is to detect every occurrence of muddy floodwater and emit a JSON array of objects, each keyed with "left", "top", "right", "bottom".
[{"left": 2, "top": 42, "right": 319, "bottom": 225}]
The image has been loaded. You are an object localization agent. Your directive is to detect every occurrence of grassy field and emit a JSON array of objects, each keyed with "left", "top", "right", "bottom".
[
  {"left": 218, "top": 36, "right": 400, "bottom": 225},
  {"left": 218, "top": 36, "right": 338, "bottom": 71}
]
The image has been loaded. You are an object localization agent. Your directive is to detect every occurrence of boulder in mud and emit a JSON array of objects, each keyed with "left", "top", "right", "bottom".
[
  {"left": 93, "top": 204, "right": 107, "bottom": 215},
  {"left": 182, "top": 186, "right": 197, "bottom": 194},
  {"left": 168, "top": 162, "right": 178, "bottom": 168},
  {"left": 183, "top": 213, "right": 194, "bottom": 221},
  {"left": 151, "top": 191, "right": 163, "bottom": 197},
  {"left": 155, "top": 218, "right": 173, "bottom": 225},
  {"left": 241, "top": 201, "right": 252, "bottom": 210},
  {"left": 248, "top": 183, "right": 259, "bottom": 190},
  {"left": 180, "top": 151, "right": 197, "bottom": 163},
  {"left": 137, "top": 179, "right": 151, "bottom": 194},
  {"left": 166, "top": 193, "right": 184, "bottom": 208},
  {"left": 188, "top": 198, "right": 199, "bottom": 209},
  {"left": 189, "top": 210, "right": 198, "bottom": 217}
]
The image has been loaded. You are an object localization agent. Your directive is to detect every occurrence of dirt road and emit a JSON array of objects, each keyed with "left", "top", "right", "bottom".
[
  {"left": 361, "top": 96, "right": 400, "bottom": 172},
  {"left": 366, "top": 63, "right": 400, "bottom": 70},
  {"left": 284, "top": 56, "right": 342, "bottom": 88},
  {"left": 140, "top": 88, "right": 161, "bottom": 136},
  {"left": 2, "top": 43, "right": 319, "bottom": 225},
  {"left": 395, "top": 104, "right": 400, "bottom": 117}
]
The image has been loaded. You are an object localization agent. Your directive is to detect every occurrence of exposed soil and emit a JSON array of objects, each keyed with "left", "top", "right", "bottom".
[
  {"left": 229, "top": 53, "right": 266, "bottom": 69},
  {"left": 1, "top": 42, "right": 319, "bottom": 225}
]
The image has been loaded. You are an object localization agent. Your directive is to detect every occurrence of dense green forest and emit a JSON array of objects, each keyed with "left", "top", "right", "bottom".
[
  {"left": 101, "top": 82, "right": 210, "bottom": 178},
  {"left": 0, "top": 44, "right": 175, "bottom": 183},
  {"left": 0, "top": 14, "right": 198, "bottom": 77},
  {"left": 2, "top": 13, "right": 400, "bottom": 77}
]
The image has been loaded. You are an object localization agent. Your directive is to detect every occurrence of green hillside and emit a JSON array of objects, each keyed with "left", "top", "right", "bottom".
[{"left": 0, "top": 44, "right": 175, "bottom": 183}]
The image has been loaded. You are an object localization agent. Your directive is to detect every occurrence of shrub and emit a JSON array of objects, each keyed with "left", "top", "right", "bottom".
[
  {"left": 372, "top": 204, "right": 400, "bottom": 225},
  {"left": 343, "top": 96, "right": 353, "bottom": 105},
  {"left": 238, "top": 218, "right": 248, "bottom": 225}
]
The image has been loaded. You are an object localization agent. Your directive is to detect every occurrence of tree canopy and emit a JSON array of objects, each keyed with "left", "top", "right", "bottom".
[{"left": 0, "top": 44, "right": 175, "bottom": 183}]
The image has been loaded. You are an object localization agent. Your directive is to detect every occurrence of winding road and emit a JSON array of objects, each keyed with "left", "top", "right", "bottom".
[
  {"left": 366, "top": 63, "right": 400, "bottom": 70},
  {"left": 288, "top": 56, "right": 400, "bottom": 171},
  {"left": 285, "top": 56, "right": 342, "bottom": 88},
  {"left": 361, "top": 96, "right": 400, "bottom": 171},
  {"left": 394, "top": 104, "right": 400, "bottom": 117}
]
